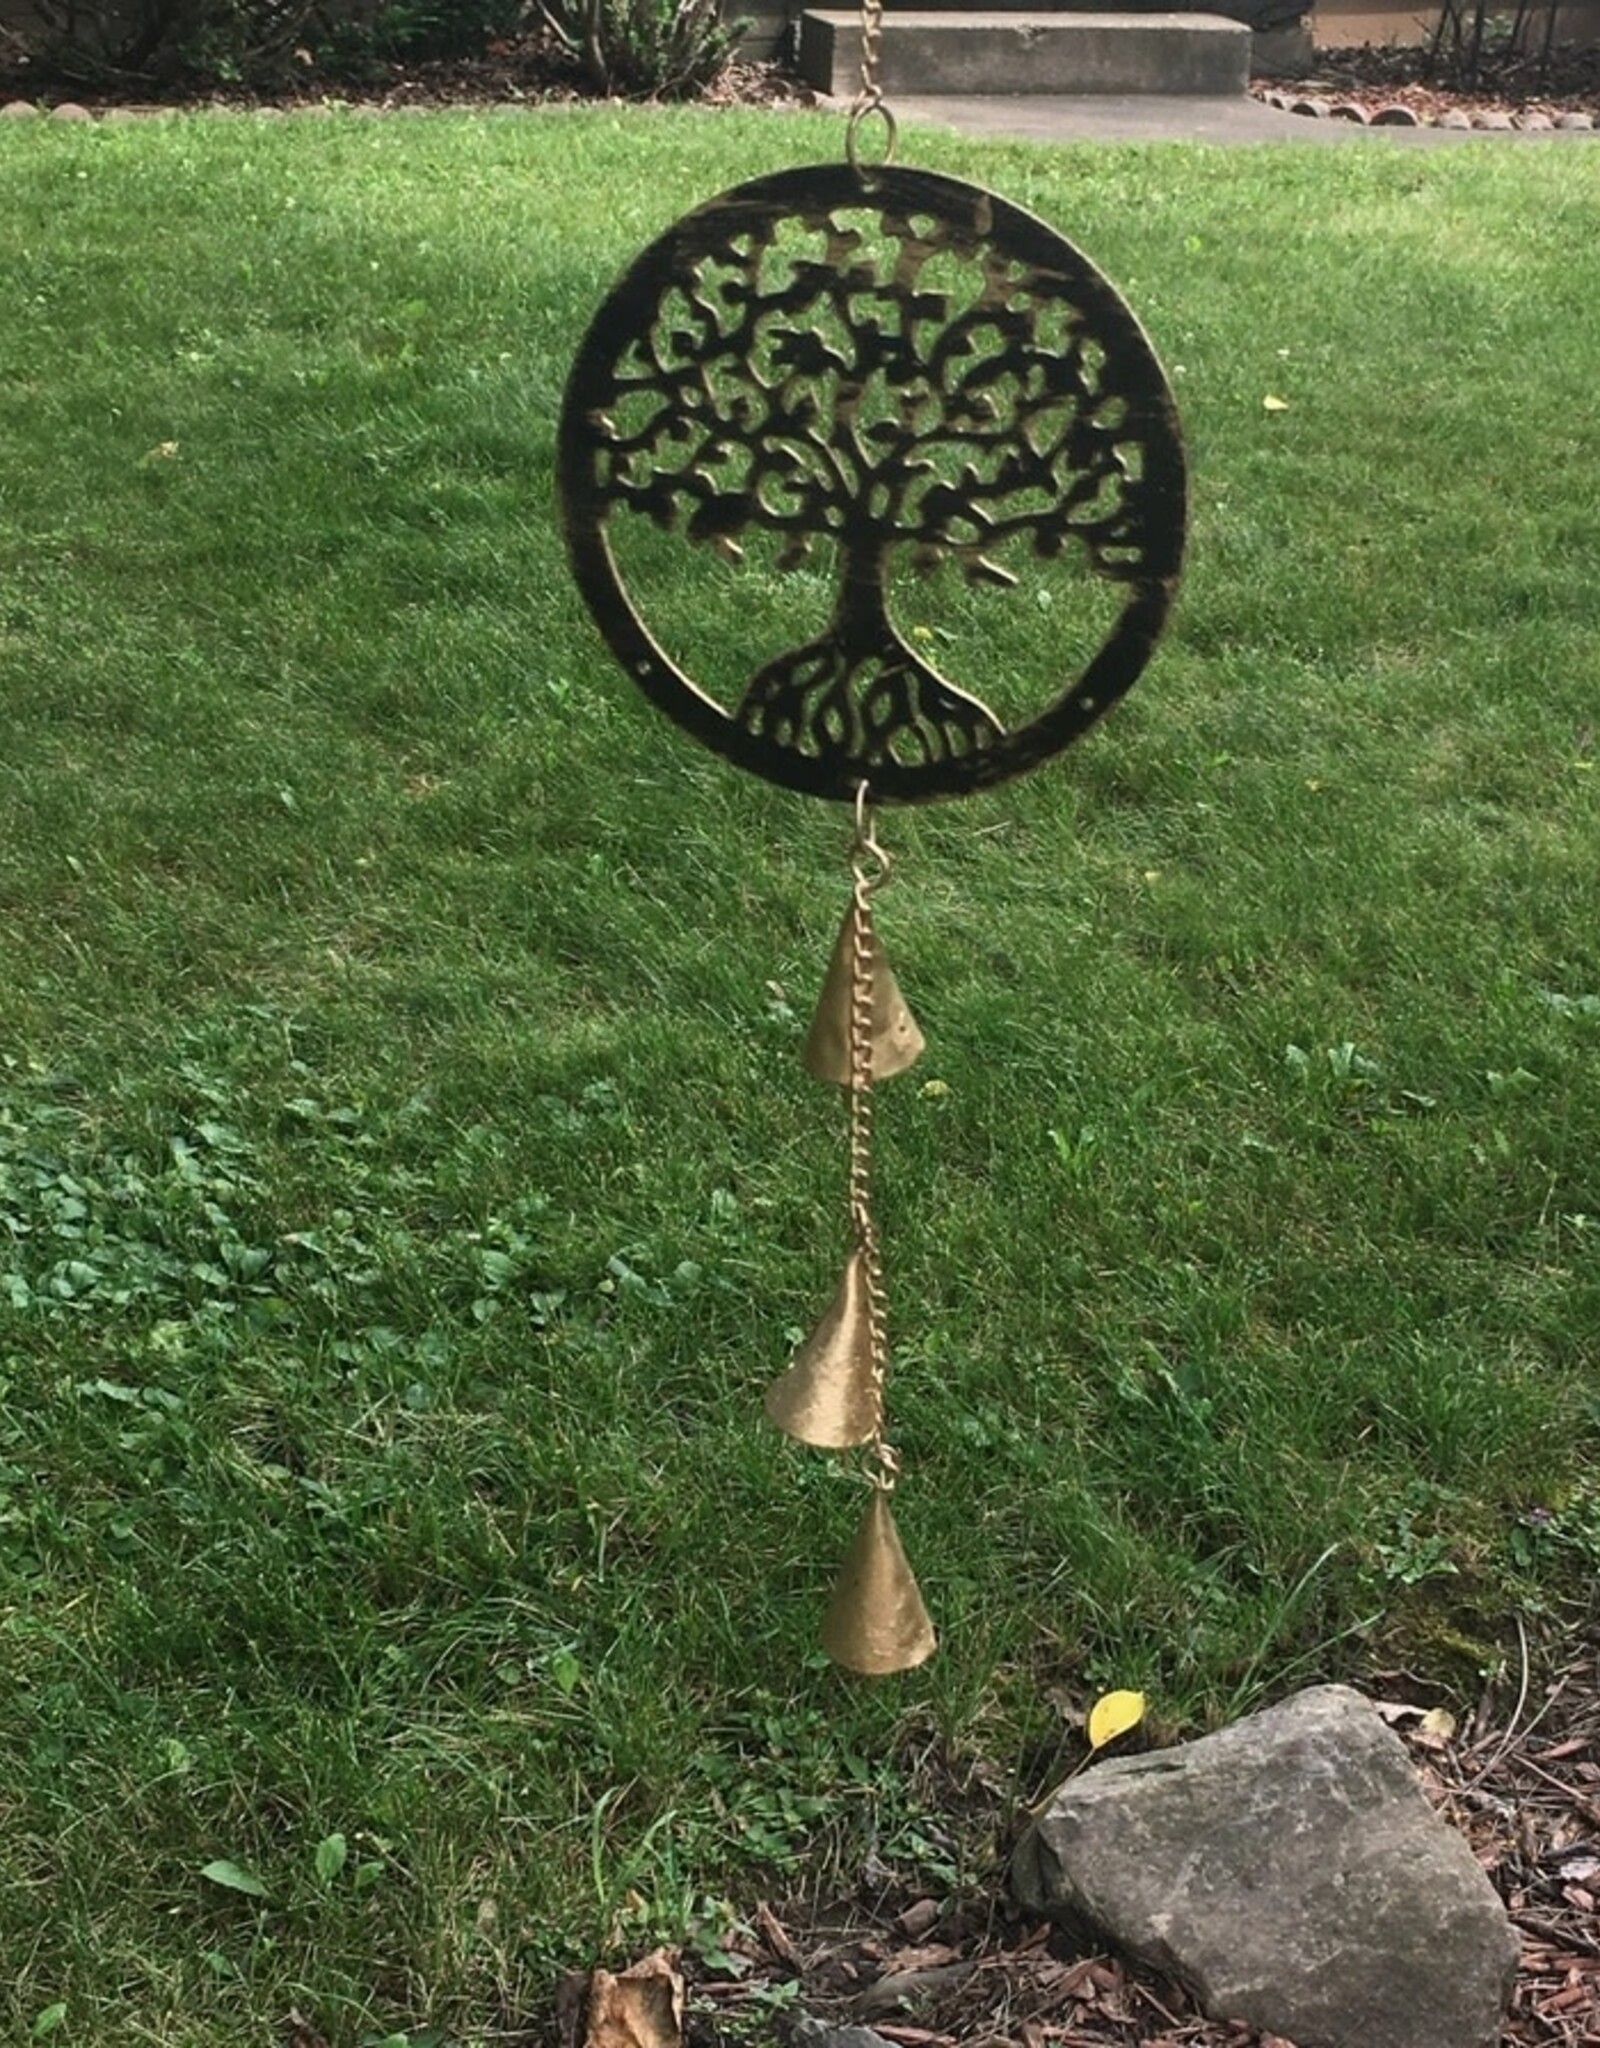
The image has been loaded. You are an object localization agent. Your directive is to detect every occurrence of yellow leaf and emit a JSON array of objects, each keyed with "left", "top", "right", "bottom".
[
  {"left": 1087, "top": 1689, "right": 1146, "bottom": 1751},
  {"left": 1418, "top": 1706, "right": 1457, "bottom": 1746},
  {"left": 1262, "top": 395, "right": 1290, "bottom": 413}
]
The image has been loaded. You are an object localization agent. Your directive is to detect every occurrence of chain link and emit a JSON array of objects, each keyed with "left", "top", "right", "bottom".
[
  {"left": 848, "top": 784, "right": 897, "bottom": 1491},
  {"left": 858, "top": 0, "right": 882, "bottom": 105},
  {"left": 846, "top": 0, "right": 897, "bottom": 173}
]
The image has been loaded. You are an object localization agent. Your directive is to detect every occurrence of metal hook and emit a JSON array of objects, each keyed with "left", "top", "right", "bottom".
[
  {"left": 846, "top": 95, "right": 898, "bottom": 181},
  {"left": 852, "top": 780, "right": 892, "bottom": 887}
]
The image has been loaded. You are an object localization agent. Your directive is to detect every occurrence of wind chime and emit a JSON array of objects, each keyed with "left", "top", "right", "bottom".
[{"left": 557, "top": 8, "right": 1188, "bottom": 1673}]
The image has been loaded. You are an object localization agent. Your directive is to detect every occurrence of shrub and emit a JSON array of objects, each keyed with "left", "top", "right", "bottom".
[
  {"left": 4, "top": 0, "right": 533, "bottom": 90},
  {"left": 1425, "top": 0, "right": 1562, "bottom": 89},
  {"left": 20, "top": 0, "right": 321, "bottom": 85},
  {"left": 325, "top": 0, "right": 527, "bottom": 67},
  {"left": 537, "top": 0, "right": 746, "bottom": 98}
]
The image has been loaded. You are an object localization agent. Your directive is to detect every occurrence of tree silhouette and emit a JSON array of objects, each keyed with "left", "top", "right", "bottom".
[{"left": 571, "top": 172, "right": 1181, "bottom": 783}]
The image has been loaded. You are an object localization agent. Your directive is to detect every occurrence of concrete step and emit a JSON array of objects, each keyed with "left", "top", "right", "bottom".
[{"left": 797, "top": 10, "right": 1250, "bottom": 96}]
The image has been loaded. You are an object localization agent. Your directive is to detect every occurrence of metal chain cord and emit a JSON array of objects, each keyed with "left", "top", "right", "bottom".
[
  {"left": 848, "top": 785, "right": 898, "bottom": 1491},
  {"left": 847, "top": 0, "right": 897, "bottom": 172},
  {"left": 857, "top": 0, "right": 882, "bottom": 107}
]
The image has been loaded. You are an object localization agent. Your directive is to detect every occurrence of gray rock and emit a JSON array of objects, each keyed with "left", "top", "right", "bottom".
[
  {"left": 789, "top": 2019, "right": 896, "bottom": 2048},
  {"left": 1012, "top": 1684, "right": 1517, "bottom": 2048},
  {"left": 855, "top": 1960, "right": 974, "bottom": 2021},
  {"left": 1, "top": 99, "right": 38, "bottom": 117},
  {"left": 1514, "top": 110, "right": 1553, "bottom": 130},
  {"left": 49, "top": 102, "right": 94, "bottom": 121},
  {"left": 1437, "top": 107, "right": 1474, "bottom": 128},
  {"left": 1370, "top": 103, "right": 1420, "bottom": 126},
  {"left": 1556, "top": 110, "right": 1595, "bottom": 130},
  {"left": 1472, "top": 108, "right": 1515, "bottom": 130}
]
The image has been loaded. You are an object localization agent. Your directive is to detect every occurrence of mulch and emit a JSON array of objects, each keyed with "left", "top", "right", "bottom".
[
  {"left": 664, "top": 1620, "right": 1600, "bottom": 2048},
  {"left": 1432, "top": 1619, "right": 1600, "bottom": 2048},
  {"left": 1252, "top": 40, "right": 1600, "bottom": 125}
]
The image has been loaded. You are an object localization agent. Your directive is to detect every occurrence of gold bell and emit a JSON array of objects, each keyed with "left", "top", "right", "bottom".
[
  {"left": 802, "top": 903, "right": 925, "bottom": 1085},
  {"left": 763, "top": 1249, "right": 879, "bottom": 1448},
  {"left": 820, "top": 1488, "right": 937, "bottom": 1674}
]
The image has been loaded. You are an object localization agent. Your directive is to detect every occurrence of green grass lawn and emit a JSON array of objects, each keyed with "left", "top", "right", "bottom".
[{"left": 2, "top": 106, "right": 1599, "bottom": 2045}]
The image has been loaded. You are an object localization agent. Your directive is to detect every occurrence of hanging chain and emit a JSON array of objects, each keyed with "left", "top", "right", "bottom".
[
  {"left": 848, "top": 784, "right": 899, "bottom": 1492},
  {"left": 846, "top": 0, "right": 897, "bottom": 175},
  {"left": 857, "top": 0, "right": 882, "bottom": 110}
]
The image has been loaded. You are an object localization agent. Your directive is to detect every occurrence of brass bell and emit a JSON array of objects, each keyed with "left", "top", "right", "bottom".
[
  {"left": 763, "top": 1249, "right": 878, "bottom": 1448},
  {"left": 802, "top": 903, "right": 924, "bottom": 1085},
  {"left": 820, "top": 1488, "right": 937, "bottom": 1674}
]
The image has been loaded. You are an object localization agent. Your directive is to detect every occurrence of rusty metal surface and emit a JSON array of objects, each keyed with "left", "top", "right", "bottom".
[{"left": 558, "top": 161, "right": 1187, "bottom": 804}]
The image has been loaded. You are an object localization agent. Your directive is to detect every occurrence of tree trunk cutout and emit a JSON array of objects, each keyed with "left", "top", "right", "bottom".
[{"left": 737, "top": 535, "right": 1003, "bottom": 768}]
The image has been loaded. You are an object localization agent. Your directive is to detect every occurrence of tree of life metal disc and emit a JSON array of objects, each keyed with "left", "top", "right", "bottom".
[{"left": 558, "top": 163, "right": 1187, "bottom": 805}]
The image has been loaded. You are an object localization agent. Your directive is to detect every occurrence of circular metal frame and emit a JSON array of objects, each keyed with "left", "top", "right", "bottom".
[{"left": 558, "top": 162, "right": 1187, "bottom": 804}]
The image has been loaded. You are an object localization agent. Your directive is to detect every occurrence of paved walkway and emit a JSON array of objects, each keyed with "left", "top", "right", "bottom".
[{"left": 888, "top": 91, "right": 1578, "bottom": 144}]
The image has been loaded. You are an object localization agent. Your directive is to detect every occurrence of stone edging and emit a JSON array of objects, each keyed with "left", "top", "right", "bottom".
[
  {"left": 2, "top": 98, "right": 101, "bottom": 118},
  {"left": 1255, "top": 88, "right": 1596, "bottom": 131},
  {"left": 0, "top": 96, "right": 531, "bottom": 118}
]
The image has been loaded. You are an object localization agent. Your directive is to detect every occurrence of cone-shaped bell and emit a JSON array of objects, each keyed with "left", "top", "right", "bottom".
[
  {"left": 764, "top": 1249, "right": 878, "bottom": 1448},
  {"left": 820, "top": 1489, "right": 937, "bottom": 1674},
  {"left": 802, "top": 906, "right": 925, "bottom": 1085}
]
